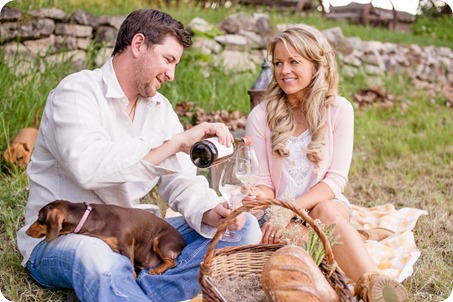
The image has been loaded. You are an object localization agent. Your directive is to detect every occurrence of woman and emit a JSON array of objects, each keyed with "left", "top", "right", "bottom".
[{"left": 245, "top": 25, "right": 407, "bottom": 302}]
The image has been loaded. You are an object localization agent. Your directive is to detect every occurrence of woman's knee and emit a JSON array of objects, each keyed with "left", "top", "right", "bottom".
[{"left": 310, "top": 200, "right": 348, "bottom": 225}]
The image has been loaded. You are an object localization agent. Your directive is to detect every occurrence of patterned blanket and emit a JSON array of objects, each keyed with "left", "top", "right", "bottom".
[{"left": 350, "top": 203, "right": 428, "bottom": 283}]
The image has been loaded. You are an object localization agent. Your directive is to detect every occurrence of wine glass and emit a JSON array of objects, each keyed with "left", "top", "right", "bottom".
[
  {"left": 235, "top": 146, "right": 265, "bottom": 220},
  {"left": 218, "top": 157, "right": 248, "bottom": 242}
]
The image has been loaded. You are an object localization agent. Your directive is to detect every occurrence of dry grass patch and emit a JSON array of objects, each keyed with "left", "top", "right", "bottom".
[{"left": 346, "top": 148, "right": 453, "bottom": 301}]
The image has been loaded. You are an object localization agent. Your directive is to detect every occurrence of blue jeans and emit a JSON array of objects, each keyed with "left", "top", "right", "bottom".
[{"left": 27, "top": 213, "right": 261, "bottom": 302}]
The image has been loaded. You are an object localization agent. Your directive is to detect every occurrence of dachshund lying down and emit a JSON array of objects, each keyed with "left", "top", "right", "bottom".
[{"left": 26, "top": 200, "right": 186, "bottom": 278}]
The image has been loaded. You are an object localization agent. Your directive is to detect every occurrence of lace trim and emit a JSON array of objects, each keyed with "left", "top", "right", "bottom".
[{"left": 286, "top": 130, "right": 312, "bottom": 187}]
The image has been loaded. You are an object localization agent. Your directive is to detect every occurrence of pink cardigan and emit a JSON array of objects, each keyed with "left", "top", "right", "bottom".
[{"left": 245, "top": 96, "right": 354, "bottom": 198}]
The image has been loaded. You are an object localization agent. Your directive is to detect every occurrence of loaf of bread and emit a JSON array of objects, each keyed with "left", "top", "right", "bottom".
[{"left": 261, "top": 245, "right": 338, "bottom": 302}]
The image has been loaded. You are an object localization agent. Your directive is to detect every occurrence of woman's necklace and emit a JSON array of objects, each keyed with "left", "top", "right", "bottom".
[
  {"left": 288, "top": 98, "right": 301, "bottom": 110},
  {"left": 289, "top": 101, "right": 301, "bottom": 110}
]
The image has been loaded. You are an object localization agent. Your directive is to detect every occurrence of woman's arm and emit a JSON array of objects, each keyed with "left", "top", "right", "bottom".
[
  {"left": 322, "top": 98, "right": 355, "bottom": 197},
  {"left": 293, "top": 182, "right": 335, "bottom": 211}
]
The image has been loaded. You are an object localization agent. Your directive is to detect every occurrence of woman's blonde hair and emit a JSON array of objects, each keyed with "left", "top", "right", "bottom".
[{"left": 265, "top": 25, "right": 338, "bottom": 166}]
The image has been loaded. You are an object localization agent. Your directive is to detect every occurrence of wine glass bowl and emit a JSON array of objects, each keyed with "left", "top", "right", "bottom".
[
  {"left": 235, "top": 146, "right": 265, "bottom": 220},
  {"left": 218, "top": 158, "right": 247, "bottom": 242}
]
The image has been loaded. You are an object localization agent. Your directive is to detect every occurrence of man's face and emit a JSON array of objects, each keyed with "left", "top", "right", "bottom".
[{"left": 134, "top": 36, "right": 184, "bottom": 98}]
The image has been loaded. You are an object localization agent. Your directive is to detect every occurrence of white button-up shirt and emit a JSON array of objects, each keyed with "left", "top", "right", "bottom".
[{"left": 17, "top": 58, "right": 220, "bottom": 266}]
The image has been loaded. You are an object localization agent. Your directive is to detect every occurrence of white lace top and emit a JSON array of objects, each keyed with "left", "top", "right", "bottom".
[{"left": 277, "top": 130, "right": 317, "bottom": 202}]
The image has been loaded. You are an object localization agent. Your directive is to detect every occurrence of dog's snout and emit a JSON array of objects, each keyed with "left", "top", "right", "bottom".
[{"left": 26, "top": 222, "right": 47, "bottom": 238}]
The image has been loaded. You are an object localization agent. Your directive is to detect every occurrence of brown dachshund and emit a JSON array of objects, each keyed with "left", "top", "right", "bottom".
[
  {"left": 26, "top": 200, "right": 186, "bottom": 278},
  {"left": 3, "top": 108, "right": 40, "bottom": 168}
]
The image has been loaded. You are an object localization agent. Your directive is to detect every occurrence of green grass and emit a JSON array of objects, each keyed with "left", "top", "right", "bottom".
[
  {"left": 158, "top": 50, "right": 260, "bottom": 113},
  {"left": 1, "top": 3, "right": 452, "bottom": 302}
]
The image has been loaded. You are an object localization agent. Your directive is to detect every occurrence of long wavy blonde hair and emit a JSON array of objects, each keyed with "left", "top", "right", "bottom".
[{"left": 265, "top": 25, "right": 338, "bottom": 166}]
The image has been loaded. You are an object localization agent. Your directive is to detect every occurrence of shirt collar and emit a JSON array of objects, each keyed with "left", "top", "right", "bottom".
[
  {"left": 102, "top": 58, "right": 126, "bottom": 99},
  {"left": 101, "top": 58, "right": 162, "bottom": 107}
]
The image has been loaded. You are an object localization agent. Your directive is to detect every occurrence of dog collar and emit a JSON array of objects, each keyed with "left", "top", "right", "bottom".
[{"left": 74, "top": 202, "right": 92, "bottom": 233}]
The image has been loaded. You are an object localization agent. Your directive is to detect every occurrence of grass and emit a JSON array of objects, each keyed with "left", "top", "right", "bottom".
[{"left": 1, "top": 3, "right": 452, "bottom": 302}]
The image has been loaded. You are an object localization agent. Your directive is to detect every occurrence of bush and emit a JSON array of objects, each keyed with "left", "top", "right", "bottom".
[{"left": 412, "top": 15, "right": 453, "bottom": 42}]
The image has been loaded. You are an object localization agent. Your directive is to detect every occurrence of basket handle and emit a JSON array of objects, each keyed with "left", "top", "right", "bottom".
[{"left": 200, "top": 198, "right": 336, "bottom": 278}]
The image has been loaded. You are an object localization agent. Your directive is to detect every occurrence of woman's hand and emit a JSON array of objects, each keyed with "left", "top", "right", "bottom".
[
  {"left": 242, "top": 187, "right": 267, "bottom": 205},
  {"left": 261, "top": 219, "right": 309, "bottom": 245},
  {"left": 261, "top": 220, "right": 284, "bottom": 244},
  {"left": 242, "top": 186, "right": 257, "bottom": 206}
]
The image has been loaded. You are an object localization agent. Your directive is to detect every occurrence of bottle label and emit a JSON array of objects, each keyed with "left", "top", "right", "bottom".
[{"left": 206, "top": 137, "right": 234, "bottom": 158}]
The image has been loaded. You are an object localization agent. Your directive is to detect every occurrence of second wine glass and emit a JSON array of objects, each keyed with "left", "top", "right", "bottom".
[
  {"left": 235, "top": 146, "right": 265, "bottom": 220},
  {"left": 218, "top": 157, "right": 248, "bottom": 242}
]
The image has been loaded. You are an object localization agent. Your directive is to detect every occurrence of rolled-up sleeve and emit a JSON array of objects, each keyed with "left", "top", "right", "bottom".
[{"left": 157, "top": 151, "right": 220, "bottom": 238}]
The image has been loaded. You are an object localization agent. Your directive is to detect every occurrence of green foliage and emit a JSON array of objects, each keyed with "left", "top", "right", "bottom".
[
  {"left": 302, "top": 222, "right": 341, "bottom": 266},
  {"left": 0, "top": 53, "right": 73, "bottom": 153},
  {"left": 188, "top": 15, "right": 224, "bottom": 39},
  {"left": 159, "top": 48, "right": 259, "bottom": 113},
  {"left": 412, "top": 15, "right": 453, "bottom": 42},
  {"left": 267, "top": 205, "right": 342, "bottom": 266},
  {"left": 190, "top": 26, "right": 223, "bottom": 39}
]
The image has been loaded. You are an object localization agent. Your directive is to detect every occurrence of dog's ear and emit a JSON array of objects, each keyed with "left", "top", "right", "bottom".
[
  {"left": 22, "top": 142, "right": 30, "bottom": 152},
  {"left": 3, "top": 148, "right": 12, "bottom": 162},
  {"left": 45, "top": 208, "right": 64, "bottom": 242}
]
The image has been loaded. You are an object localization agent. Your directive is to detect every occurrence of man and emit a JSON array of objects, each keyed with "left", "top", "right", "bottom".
[{"left": 17, "top": 9, "right": 261, "bottom": 302}]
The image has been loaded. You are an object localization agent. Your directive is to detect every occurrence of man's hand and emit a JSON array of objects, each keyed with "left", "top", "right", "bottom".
[
  {"left": 202, "top": 202, "right": 246, "bottom": 231},
  {"left": 174, "top": 122, "right": 233, "bottom": 154}
]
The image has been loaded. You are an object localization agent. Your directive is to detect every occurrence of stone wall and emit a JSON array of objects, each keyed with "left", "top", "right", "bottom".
[
  {"left": 0, "top": 7, "right": 124, "bottom": 71},
  {"left": 1, "top": 7, "right": 452, "bottom": 86}
]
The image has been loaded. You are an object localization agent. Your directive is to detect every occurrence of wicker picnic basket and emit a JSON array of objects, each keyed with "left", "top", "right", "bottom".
[{"left": 198, "top": 198, "right": 354, "bottom": 302}]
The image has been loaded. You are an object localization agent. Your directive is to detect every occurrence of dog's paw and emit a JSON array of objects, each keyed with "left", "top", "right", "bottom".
[{"left": 148, "top": 268, "right": 164, "bottom": 275}]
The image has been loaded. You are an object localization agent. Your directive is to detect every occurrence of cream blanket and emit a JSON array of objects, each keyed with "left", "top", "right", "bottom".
[{"left": 350, "top": 203, "right": 428, "bottom": 283}]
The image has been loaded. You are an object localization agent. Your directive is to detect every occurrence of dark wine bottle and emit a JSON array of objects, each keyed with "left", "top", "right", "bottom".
[{"left": 190, "top": 136, "right": 252, "bottom": 168}]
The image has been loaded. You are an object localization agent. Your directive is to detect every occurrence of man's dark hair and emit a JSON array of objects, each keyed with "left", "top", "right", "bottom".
[{"left": 112, "top": 9, "right": 192, "bottom": 56}]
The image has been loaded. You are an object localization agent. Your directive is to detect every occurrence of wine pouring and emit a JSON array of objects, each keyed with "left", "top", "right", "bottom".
[
  {"left": 218, "top": 157, "right": 248, "bottom": 242},
  {"left": 235, "top": 146, "right": 265, "bottom": 220},
  {"left": 190, "top": 136, "right": 251, "bottom": 168}
]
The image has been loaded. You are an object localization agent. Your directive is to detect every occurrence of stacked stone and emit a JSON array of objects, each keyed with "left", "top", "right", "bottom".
[{"left": 1, "top": 7, "right": 452, "bottom": 85}]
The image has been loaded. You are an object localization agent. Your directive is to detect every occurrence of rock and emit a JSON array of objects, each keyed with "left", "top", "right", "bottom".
[
  {"left": 219, "top": 12, "right": 257, "bottom": 34},
  {"left": 0, "top": 6, "right": 21, "bottom": 22},
  {"left": 55, "top": 23, "right": 92, "bottom": 38},
  {"left": 29, "top": 8, "right": 67, "bottom": 20}
]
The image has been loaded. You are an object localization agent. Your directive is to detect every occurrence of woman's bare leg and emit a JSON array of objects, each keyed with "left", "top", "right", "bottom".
[{"left": 309, "top": 200, "right": 376, "bottom": 282}]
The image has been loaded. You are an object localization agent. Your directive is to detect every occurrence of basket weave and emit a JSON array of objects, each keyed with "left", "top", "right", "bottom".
[{"left": 198, "top": 198, "right": 354, "bottom": 302}]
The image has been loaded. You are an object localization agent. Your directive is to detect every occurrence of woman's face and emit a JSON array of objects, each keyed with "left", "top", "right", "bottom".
[{"left": 273, "top": 40, "right": 315, "bottom": 101}]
